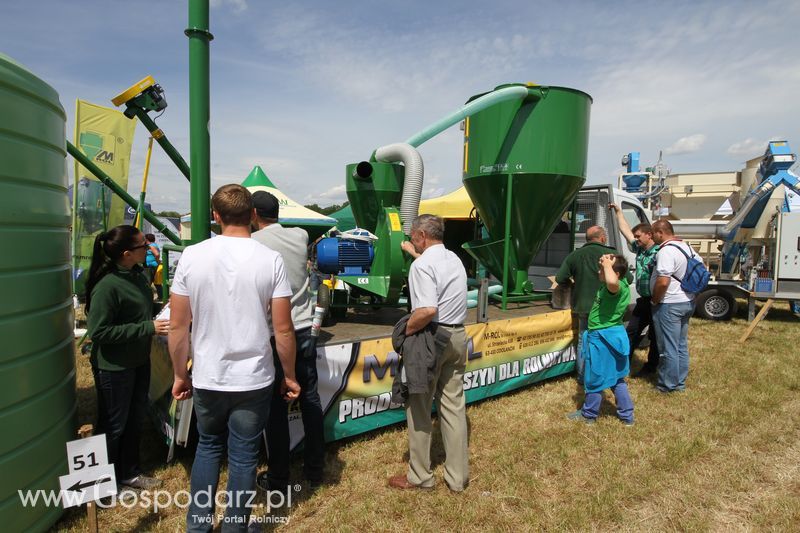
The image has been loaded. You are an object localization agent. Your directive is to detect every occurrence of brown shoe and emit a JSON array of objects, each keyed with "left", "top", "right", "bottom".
[{"left": 387, "top": 474, "right": 432, "bottom": 490}]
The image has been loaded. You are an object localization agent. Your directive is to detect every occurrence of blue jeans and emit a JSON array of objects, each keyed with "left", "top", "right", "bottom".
[
  {"left": 582, "top": 378, "right": 634, "bottom": 422},
  {"left": 92, "top": 363, "right": 150, "bottom": 481},
  {"left": 267, "top": 328, "right": 326, "bottom": 488},
  {"left": 575, "top": 314, "right": 588, "bottom": 383},
  {"left": 652, "top": 301, "right": 695, "bottom": 392},
  {"left": 187, "top": 386, "right": 271, "bottom": 533}
]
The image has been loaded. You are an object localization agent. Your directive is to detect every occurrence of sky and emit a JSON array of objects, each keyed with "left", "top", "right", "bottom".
[{"left": 1, "top": 0, "right": 798, "bottom": 214}]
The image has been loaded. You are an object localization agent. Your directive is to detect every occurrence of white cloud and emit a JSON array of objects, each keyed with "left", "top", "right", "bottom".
[
  {"left": 211, "top": 0, "right": 247, "bottom": 14},
  {"left": 422, "top": 187, "right": 445, "bottom": 199},
  {"left": 726, "top": 138, "right": 770, "bottom": 159},
  {"left": 664, "top": 134, "right": 707, "bottom": 156},
  {"left": 313, "top": 184, "right": 347, "bottom": 203}
]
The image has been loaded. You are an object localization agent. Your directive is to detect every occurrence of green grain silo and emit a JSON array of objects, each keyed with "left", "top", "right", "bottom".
[
  {"left": 0, "top": 53, "right": 76, "bottom": 532},
  {"left": 462, "top": 84, "right": 592, "bottom": 301}
]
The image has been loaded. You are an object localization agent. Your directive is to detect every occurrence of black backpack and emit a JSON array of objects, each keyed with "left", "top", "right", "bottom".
[{"left": 663, "top": 243, "right": 711, "bottom": 294}]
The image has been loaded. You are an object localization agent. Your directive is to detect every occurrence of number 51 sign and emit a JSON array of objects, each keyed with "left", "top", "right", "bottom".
[{"left": 58, "top": 435, "right": 117, "bottom": 508}]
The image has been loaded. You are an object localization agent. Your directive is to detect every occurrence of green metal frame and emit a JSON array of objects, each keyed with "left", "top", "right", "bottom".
[
  {"left": 490, "top": 174, "right": 550, "bottom": 309},
  {"left": 160, "top": 243, "right": 186, "bottom": 304},
  {"left": 127, "top": 107, "right": 191, "bottom": 181},
  {"left": 67, "top": 141, "right": 182, "bottom": 245}
]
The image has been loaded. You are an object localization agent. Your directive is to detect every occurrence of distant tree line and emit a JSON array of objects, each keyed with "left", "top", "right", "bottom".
[
  {"left": 304, "top": 201, "right": 349, "bottom": 216},
  {"left": 156, "top": 211, "right": 182, "bottom": 218}
]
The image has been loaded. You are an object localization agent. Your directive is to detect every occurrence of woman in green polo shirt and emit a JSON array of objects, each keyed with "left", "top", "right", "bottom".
[{"left": 85, "top": 225, "right": 168, "bottom": 489}]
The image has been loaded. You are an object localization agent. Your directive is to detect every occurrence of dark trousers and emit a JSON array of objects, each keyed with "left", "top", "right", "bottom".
[
  {"left": 266, "top": 328, "right": 326, "bottom": 488},
  {"left": 92, "top": 363, "right": 150, "bottom": 481},
  {"left": 627, "top": 297, "right": 659, "bottom": 369}
]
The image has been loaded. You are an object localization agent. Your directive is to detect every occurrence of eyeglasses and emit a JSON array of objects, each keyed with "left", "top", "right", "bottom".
[{"left": 128, "top": 244, "right": 149, "bottom": 251}]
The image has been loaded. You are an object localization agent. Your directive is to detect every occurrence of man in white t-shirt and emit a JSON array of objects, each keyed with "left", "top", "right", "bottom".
[
  {"left": 388, "top": 214, "right": 469, "bottom": 493},
  {"left": 168, "top": 184, "right": 300, "bottom": 531},
  {"left": 649, "top": 219, "right": 697, "bottom": 393}
]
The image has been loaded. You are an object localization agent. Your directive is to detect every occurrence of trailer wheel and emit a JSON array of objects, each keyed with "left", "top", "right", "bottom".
[{"left": 695, "top": 289, "right": 736, "bottom": 321}]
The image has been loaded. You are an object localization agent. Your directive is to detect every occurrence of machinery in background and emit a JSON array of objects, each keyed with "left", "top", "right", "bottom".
[
  {"left": 714, "top": 141, "right": 800, "bottom": 314},
  {"left": 618, "top": 150, "right": 670, "bottom": 213},
  {"left": 660, "top": 141, "right": 799, "bottom": 320}
]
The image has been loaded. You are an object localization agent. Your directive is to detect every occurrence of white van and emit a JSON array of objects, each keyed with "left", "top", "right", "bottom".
[{"left": 530, "top": 184, "right": 651, "bottom": 302}]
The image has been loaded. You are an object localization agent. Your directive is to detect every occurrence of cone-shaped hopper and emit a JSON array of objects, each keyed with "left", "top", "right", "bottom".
[
  {"left": 461, "top": 84, "right": 592, "bottom": 295},
  {"left": 463, "top": 173, "right": 584, "bottom": 293}
]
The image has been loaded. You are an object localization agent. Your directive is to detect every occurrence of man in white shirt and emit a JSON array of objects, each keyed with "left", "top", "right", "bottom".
[
  {"left": 388, "top": 214, "right": 469, "bottom": 493},
  {"left": 649, "top": 219, "right": 697, "bottom": 393},
  {"left": 169, "top": 184, "right": 300, "bottom": 531}
]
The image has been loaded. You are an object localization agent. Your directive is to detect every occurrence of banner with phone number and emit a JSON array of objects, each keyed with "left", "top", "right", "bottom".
[{"left": 286, "top": 310, "right": 576, "bottom": 447}]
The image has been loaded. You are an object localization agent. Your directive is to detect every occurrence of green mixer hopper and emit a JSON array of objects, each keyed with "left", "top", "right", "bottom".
[{"left": 461, "top": 84, "right": 592, "bottom": 306}]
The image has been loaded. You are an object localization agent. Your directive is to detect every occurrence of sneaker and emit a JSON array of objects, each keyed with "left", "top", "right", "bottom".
[
  {"left": 120, "top": 475, "right": 162, "bottom": 490},
  {"left": 621, "top": 418, "right": 635, "bottom": 427},
  {"left": 566, "top": 410, "right": 596, "bottom": 425}
]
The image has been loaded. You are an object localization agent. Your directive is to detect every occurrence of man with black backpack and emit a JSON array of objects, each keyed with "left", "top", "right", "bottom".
[{"left": 650, "top": 219, "right": 708, "bottom": 393}]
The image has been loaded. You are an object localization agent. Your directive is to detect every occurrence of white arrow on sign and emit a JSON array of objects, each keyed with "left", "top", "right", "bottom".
[{"left": 58, "top": 464, "right": 117, "bottom": 508}]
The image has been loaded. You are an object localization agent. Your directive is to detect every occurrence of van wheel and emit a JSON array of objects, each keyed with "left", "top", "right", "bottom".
[{"left": 695, "top": 289, "right": 736, "bottom": 320}]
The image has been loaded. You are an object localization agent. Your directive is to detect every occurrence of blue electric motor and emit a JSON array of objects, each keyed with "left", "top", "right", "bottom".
[{"left": 316, "top": 236, "right": 375, "bottom": 275}]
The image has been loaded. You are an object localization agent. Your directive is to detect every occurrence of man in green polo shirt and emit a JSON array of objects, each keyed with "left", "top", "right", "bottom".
[
  {"left": 556, "top": 226, "right": 617, "bottom": 383},
  {"left": 609, "top": 203, "right": 659, "bottom": 375}
]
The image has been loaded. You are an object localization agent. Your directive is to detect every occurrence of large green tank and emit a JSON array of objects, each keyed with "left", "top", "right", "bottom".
[
  {"left": 462, "top": 83, "right": 592, "bottom": 296},
  {"left": 0, "top": 53, "right": 75, "bottom": 532}
]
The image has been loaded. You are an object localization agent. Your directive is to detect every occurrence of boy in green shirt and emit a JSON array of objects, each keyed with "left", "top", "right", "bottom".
[
  {"left": 555, "top": 226, "right": 617, "bottom": 383},
  {"left": 567, "top": 254, "right": 634, "bottom": 425}
]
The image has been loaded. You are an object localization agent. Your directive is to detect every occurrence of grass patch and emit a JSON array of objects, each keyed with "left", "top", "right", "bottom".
[{"left": 55, "top": 300, "right": 800, "bottom": 531}]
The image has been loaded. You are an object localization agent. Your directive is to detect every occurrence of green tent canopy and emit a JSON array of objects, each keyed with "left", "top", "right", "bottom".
[
  {"left": 329, "top": 204, "right": 356, "bottom": 232},
  {"left": 242, "top": 166, "right": 336, "bottom": 241}
]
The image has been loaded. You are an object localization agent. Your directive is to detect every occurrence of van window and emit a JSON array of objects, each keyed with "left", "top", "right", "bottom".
[
  {"left": 531, "top": 189, "right": 615, "bottom": 268},
  {"left": 574, "top": 189, "right": 614, "bottom": 249},
  {"left": 621, "top": 201, "right": 648, "bottom": 229}
]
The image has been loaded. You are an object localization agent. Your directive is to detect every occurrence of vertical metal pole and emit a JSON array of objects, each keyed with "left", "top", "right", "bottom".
[
  {"left": 135, "top": 137, "right": 154, "bottom": 229},
  {"left": 501, "top": 174, "right": 513, "bottom": 310},
  {"left": 99, "top": 185, "right": 108, "bottom": 231},
  {"left": 77, "top": 424, "right": 98, "bottom": 533},
  {"left": 186, "top": 0, "right": 213, "bottom": 244}
]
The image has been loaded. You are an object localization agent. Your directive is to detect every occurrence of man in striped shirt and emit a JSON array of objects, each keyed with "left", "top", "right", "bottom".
[{"left": 609, "top": 203, "right": 659, "bottom": 375}]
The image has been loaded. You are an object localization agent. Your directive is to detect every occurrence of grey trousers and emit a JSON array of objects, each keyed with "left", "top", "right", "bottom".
[{"left": 405, "top": 326, "right": 469, "bottom": 491}]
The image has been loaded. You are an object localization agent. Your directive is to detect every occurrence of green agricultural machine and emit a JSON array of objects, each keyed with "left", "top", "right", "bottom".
[
  {"left": 315, "top": 83, "right": 592, "bottom": 312},
  {"left": 462, "top": 84, "right": 592, "bottom": 307}
]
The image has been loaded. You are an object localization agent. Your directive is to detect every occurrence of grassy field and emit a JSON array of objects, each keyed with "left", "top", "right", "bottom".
[{"left": 55, "top": 300, "right": 800, "bottom": 532}]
